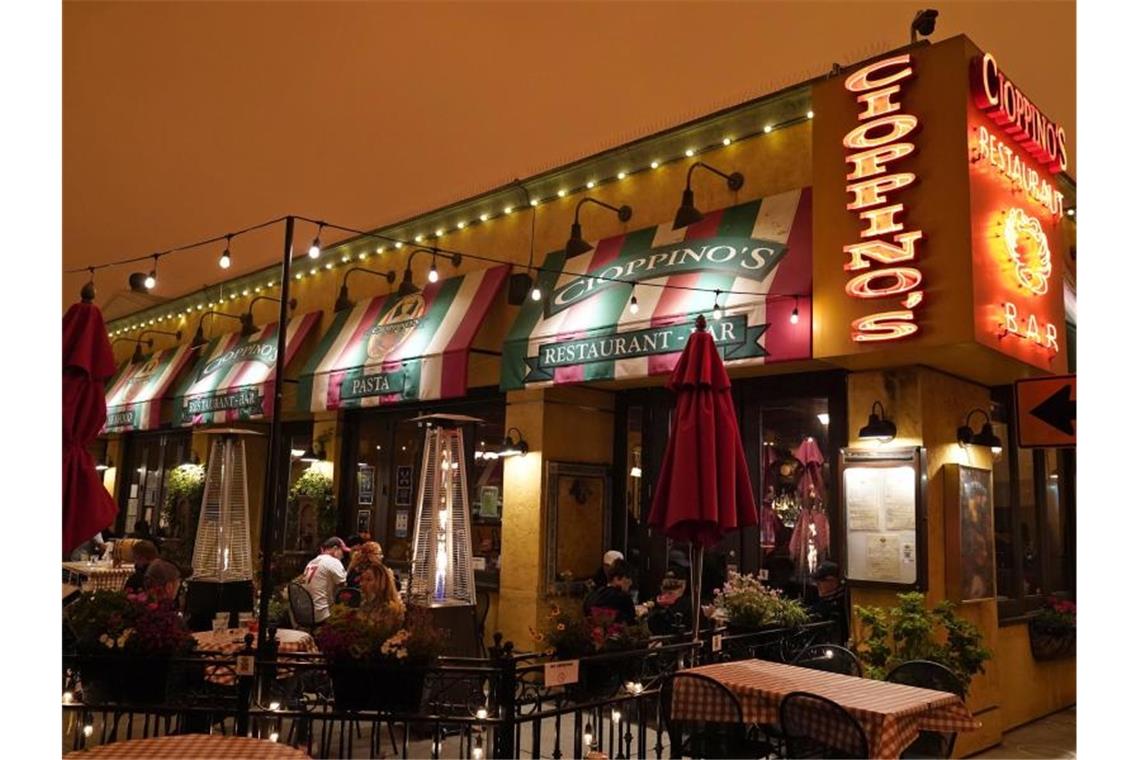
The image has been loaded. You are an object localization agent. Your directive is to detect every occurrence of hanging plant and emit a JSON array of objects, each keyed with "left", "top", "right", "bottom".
[{"left": 288, "top": 468, "right": 337, "bottom": 547}]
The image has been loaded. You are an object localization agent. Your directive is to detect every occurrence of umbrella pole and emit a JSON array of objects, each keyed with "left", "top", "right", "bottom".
[{"left": 690, "top": 544, "right": 704, "bottom": 646}]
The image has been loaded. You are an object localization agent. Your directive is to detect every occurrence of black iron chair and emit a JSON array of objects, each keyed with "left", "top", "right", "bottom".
[
  {"left": 885, "top": 660, "right": 966, "bottom": 758},
  {"left": 661, "top": 672, "right": 774, "bottom": 759},
  {"left": 779, "top": 691, "right": 870, "bottom": 759},
  {"left": 287, "top": 582, "right": 318, "bottom": 633},
  {"left": 793, "top": 644, "right": 863, "bottom": 677}
]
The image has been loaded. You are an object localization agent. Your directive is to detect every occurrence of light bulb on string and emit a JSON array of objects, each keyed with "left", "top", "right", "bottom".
[
  {"left": 308, "top": 223, "right": 324, "bottom": 259},
  {"left": 530, "top": 286, "right": 542, "bottom": 302},
  {"left": 219, "top": 234, "right": 232, "bottom": 269},
  {"left": 712, "top": 289, "right": 723, "bottom": 321},
  {"left": 144, "top": 255, "right": 158, "bottom": 289},
  {"left": 629, "top": 294, "right": 639, "bottom": 315},
  {"left": 790, "top": 297, "right": 800, "bottom": 324},
  {"left": 428, "top": 258, "right": 439, "bottom": 283}
]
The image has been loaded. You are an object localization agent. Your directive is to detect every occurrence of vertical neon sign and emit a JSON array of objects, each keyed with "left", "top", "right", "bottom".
[{"left": 842, "top": 54, "right": 926, "bottom": 343}]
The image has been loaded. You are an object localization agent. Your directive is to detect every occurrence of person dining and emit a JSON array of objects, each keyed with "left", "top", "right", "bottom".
[
  {"left": 303, "top": 537, "right": 349, "bottom": 624},
  {"left": 124, "top": 540, "right": 159, "bottom": 592},
  {"left": 345, "top": 540, "right": 383, "bottom": 587},
  {"left": 583, "top": 559, "right": 637, "bottom": 624},
  {"left": 357, "top": 560, "right": 406, "bottom": 622},
  {"left": 143, "top": 559, "right": 182, "bottom": 604}
]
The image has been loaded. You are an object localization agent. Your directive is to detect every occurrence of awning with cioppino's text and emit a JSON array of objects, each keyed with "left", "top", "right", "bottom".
[
  {"left": 103, "top": 344, "right": 197, "bottom": 433},
  {"left": 501, "top": 189, "right": 813, "bottom": 390},
  {"left": 172, "top": 312, "right": 320, "bottom": 426},
  {"left": 298, "top": 265, "right": 508, "bottom": 411}
]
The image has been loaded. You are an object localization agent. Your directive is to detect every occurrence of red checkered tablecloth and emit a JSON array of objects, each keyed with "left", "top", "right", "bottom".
[
  {"left": 63, "top": 734, "right": 309, "bottom": 758},
  {"left": 62, "top": 562, "right": 134, "bottom": 592},
  {"left": 192, "top": 628, "right": 318, "bottom": 686},
  {"left": 672, "top": 660, "right": 980, "bottom": 759}
]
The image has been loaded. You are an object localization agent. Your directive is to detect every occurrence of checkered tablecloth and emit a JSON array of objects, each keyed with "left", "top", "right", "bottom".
[
  {"left": 672, "top": 660, "right": 980, "bottom": 759},
  {"left": 62, "top": 562, "right": 134, "bottom": 592},
  {"left": 63, "top": 734, "right": 309, "bottom": 758},
  {"left": 192, "top": 628, "right": 318, "bottom": 686}
]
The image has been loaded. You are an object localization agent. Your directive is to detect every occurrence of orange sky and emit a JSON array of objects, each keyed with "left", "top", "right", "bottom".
[{"left": 63, "top": 1, "right": 1075, "bottom": 312}]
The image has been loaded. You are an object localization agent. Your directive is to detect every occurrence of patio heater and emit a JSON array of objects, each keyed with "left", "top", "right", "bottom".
[
  {"left": 186, "top": 429, "right": 259, "bottom": 630},
  {"left": 408, "top": 414, "right": 481, "bottom": 656}
]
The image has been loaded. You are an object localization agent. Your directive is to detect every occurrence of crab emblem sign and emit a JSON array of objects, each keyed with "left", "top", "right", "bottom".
[{"left": 1003, "top": 208, "right": 1052, "bottom": 296}]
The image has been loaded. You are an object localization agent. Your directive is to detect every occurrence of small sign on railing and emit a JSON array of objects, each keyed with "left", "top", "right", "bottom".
[
  {"left": 544, "top": 659, "right": 580, "bottom": 687},
  {"left": 235, "top": 655, "right": 255, "bottom": 677},
  {"left": 712, "top": 634, "right": 723, "bottom": 653}
]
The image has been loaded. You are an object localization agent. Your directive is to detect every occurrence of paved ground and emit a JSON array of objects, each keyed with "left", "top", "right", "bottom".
[{"left": 972, "top": 707, "right": 1076, "bottom": 759}]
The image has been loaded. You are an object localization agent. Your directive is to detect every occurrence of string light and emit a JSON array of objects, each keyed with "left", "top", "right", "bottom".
[
  {"left": 685, "top": 149, "right": 695, "bottom": 157},
  {"left": 650, "top": 160, "right": 660, "bottom": 169},
  {"left": 712, "top": 289, "right": 723, "bottom": 320},
  {"left": 144, "top": 255, "right": 158, "bottom": 289},
  {"left": 586, "top": 180, "right": 596, "bottom": 189},
  {"left": 415, "top": 234, "right": 425, "bottom": 243},
  {"left": 435, "top": 228, "right": 444, "bottom": 237},
  {"left": 722, "top": 137, "right": 732, "bottom": 146},
  {"left": 629, "top": 294, "right": 639, "bottom": 314},
  {"left": 807, "top": 110, "right": 815, "bottom": 119},
  {"left": 429, "top": 258, "right": 439, "bottom": 283},
  {"left": 394, "top": 241, "right": 404, "bottom": 249},
  {"left": 790, "top": 297, "right": 800, "bottom": 324},
  {"left": 219, "top": 234, "right": 232, "bottom": 269},
  {"left": 358, "top": 252, "right": 368, "bottom": 260},
  {"left": 557, "top": 189, "right": 567, "bottom": 198},
  {"left": 529, "top": 199, "right": 539, "bottom": 207},
  {"left": 617, "top": 170, "right": 627, "bottom": 180},
  {"left": 457, "top": 221, "right": 466, "bottom": 229},
  {"left": 479, "top": 213, "right": 490, "bottom": 222},
  {"left": 503, "top": 206, "right": 514, "bottom": 215},
  {"left": 308, "top": 223, "right": 323, "bottom": 259},
  {"left": 531, "top": 286, "right": 542, "bottom": 302},
  {"left": 764, "top": 124, "right": 773, "bottom": 133}
]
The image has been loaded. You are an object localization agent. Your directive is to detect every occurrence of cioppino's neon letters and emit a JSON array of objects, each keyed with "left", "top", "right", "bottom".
[
  {"left": 972, "top": 52, "right": 1068, "bottom": 174},
  {"left": 842, "top": 54, "right": 925, "bottom": 343}
]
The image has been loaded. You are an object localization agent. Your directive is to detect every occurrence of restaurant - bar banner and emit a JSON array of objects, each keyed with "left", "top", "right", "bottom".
[
  {"left": 501, "top": 189, "right": 812, "bottom": 390},
  {"left": 102, "top": 344, "right": 197, "bottom": 433},
  {"left": 173, "top": 312, "right": 320, "bottom": 426},
  {"left": 298, "top": 264, "right": 508, "bottom": 411}
]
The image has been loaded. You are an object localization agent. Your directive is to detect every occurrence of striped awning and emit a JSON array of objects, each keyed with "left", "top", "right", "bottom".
[
  {"left": 102, "top": 344, "right": 197, "bottom": 433},
  {"left": 501, "top": 189, "right": 813, "bottom": 390},
  {"left": 173, "top": 312, "right": 320, "bottom": 426},
  {"left": 298, "top": 265, "right": 508, "bottom": 412}
]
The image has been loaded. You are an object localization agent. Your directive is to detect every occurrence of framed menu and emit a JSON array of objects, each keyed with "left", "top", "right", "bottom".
[{"left": 839, "top": 447, "right": 927, "bottom": 589}]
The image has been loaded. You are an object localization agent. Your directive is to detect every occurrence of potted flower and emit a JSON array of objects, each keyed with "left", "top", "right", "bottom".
[
  {"left": 315, "top": 605, "right": 443, "bottom": 712},
  {"left": 66, "top": 590, "right": 197, "bottom": 704},
  {"left": 709, "top": 571, "right": 809, "bottom": 633},
  {"left": 532, "top": 605, "right": 650, "bottom": 698},
  {"left": 1029, "top": 597, "right": 1076, "bottom": 660}
]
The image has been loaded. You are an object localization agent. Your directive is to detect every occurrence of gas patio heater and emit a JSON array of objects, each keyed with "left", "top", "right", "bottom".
[
  {"left": 187, "top": 429, "right": 260, "bottom": 630},
  {"left": 408, "top": 414, "right": 480, "bottom": 655}
]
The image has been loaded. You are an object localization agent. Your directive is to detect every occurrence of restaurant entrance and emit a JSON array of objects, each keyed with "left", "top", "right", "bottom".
[
  {"left": 613, "top": 370, "right": 847, "bottom": 605},
  {"left": 114, "top": 429, "right": 193, "bottom": 536}
]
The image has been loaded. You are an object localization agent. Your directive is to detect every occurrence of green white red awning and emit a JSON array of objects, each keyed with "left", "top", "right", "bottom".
[
  {"left": 173, "top": 312, "right": 320, "bottom": 426},
  {"left": 501, "top": 189, "right": 813, "bottom": 390},
  {"left": 298, "top": 265, "right": 508, "bottom": 412},
  {"left": 102, "top": 344, "right": 197, "bottom": 433}
]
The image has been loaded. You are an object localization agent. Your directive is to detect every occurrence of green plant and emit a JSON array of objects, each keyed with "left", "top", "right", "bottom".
[
  {"left": 289, "top": 468, "right": 337, "bottom": 542},
  {"left": 851, "top": 592, "right": 992, "bottom": 690},
  {"left": 162, "top": 462, "right": 205, "bottom": 536},
  {"left": 533, "top": 605, "right": 650, "bottom": 659},
  {"left": 1035, "top": 596, "right": 1076, "bottom": 633},
  {"left": 710, "top": 571, "right": 810, "bottom": 629}
]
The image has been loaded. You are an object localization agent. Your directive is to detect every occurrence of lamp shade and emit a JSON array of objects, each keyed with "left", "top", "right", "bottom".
[
  {"left": 672, "top": 188, "right": 703, "bottom": 230},
  {"left": 858, "top": 412, "right": 896, "bottom": 442},
  {"left": 565, "top": 221, "right": 594, "bottom": 257}
]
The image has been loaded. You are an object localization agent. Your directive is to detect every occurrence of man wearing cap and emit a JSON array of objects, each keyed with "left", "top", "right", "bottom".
[
  {"left": 591, "top": 550, "right": 624, "bottom": 590},
  {"left": 303, "top": 537, "right": 350, "bottom": 624},
  {"left": 808, "top": 560, "right": 849, "bottom": 645}
]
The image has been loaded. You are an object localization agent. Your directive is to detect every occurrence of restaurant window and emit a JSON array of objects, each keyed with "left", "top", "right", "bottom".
[
  {"left": 992, "top": 391, "right": 1075, "bottom": 621},
  {"left": 344, "top": 394, "right": 505, "bottom": 588},
  {"left": 117, "top": 430, "right": 192, "bottom": 537}
]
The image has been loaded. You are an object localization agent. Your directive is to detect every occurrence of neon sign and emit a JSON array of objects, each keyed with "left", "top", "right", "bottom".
[
  {"left": 1003, "top": 208, "right": 1052, "bottom": 295},
  {"left": 1000, "top": 302, "right": 1059, "bottom": 353},
  {"left": 972, "top": 52, "right": 1068, "bottom": 174},
  {"left": 842, "top": 53, "right": 925, "bottom": 343},
  {"left": 975, "top": 125, "right": 1063, "bottom": 217}
]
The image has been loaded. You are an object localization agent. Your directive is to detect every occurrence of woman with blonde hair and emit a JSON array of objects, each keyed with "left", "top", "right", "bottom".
[
  {"left": 358, "top": 559, "right": 405, "bottom": 621},
  {"left": 346, "top": 540, "right": 383, "bottom": 587}
]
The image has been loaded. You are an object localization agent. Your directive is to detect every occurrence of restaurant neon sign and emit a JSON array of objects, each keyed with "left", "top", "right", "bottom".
[
  {"left": 972, "top": 52, "right": 1068, "bottom": 174},
  {"left": 842, "top": 53, "right": 925, "bottom": 343}
]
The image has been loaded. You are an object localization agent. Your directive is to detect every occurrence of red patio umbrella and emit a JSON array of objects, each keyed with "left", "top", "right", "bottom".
[
  {"left": 62, "top": 293, "right": 119, "bottom": 556},
  {"left": 646, "top": 315, "right": 758, "bottom": 640}
]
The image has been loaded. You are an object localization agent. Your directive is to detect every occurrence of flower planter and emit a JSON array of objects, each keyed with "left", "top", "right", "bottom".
[
  {"left": 1029, "top": 620, "right": 1076, "bottom": 661},
  {"left": 78, "top": 653, "right": 183, "bottom": 705},
  {"left": 327, "top": 662, "right": 428, "bottom": 712}
]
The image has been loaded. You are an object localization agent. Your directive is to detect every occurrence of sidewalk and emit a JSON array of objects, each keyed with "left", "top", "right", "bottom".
[{"left": 971, "top": 707, "right": 1076, "bottom": 759}]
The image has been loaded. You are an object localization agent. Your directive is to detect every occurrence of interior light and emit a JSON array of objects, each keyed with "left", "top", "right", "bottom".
[
  {"left": 817, "top": 413, "right": 830, "bottom": 426},
  {"left": 630, "top": 465, "right": 642, "bottom": 478}
]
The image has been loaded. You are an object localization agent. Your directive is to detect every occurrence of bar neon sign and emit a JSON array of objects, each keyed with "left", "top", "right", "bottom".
[{"left": 842, "top": 53, "right": 925, "bottom": 343}]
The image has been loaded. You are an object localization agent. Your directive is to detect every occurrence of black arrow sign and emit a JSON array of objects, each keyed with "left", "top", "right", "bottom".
[{"left": 1030, "top": 385, "right": 1076, "bottom": 436}]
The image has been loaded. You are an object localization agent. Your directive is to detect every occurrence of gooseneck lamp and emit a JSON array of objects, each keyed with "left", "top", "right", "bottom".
[
  {"left": 190, "top": 310, "right": 244, "bottom": 348},
  {"left": 499, "top": 427, "right": 529, "bottom": 458},
  {"left": 401, "top": 247, "right": 463, "bottom": 297},
  {"left": 565, "top": 197, "right": 634, "bottom": 257},
  {"left": 957, "top": 408, "right": 1003, "bottom": 455},
  {"left": 241, "top": 295, "right": 297, "bottom": 336},
  {"left": 673, "top": 162, "right": 745, "bottom": 230},
  {"left": 335, "top": 267, "right": 397, "bottom": 312},
  {"left": 858, "top": 400, "right": 897, "bottom": 443},
  {"left": 910, "top": 9, "right": 939, "bottom": 44},
  {"left": 113, "top": 336, "right": 154, "bottom": 364}
]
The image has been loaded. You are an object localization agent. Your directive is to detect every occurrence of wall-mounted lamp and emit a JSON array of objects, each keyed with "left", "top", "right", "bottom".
[
  {"left": 673, "top": 162, "right": 745, "bottom": 230},
  {"left": 191, "top": 310, "right": 243, "bottom": 348},
  {"left": 242, "top": 295, "right": 297, "bottom": 336},
  {"left": 499, "top": 427, "right": 529, "bottom": 458},
  {"left": 565, "top": 197, "right": 633, "bottom": 257},
  {"left": 112, "top": 336, "right": 154, "bottom": 364},
  {"left": 400, "top": 247, "right": 462, "bottom": 297},
  {"left": 299, "top": 444, "right": 326, "bottom": 463},
  {"left": 139, "top": 328, "right": 182, "bottom": 346},
  {"left": 957, "top": 408, "right": 1003, "bottom": 455},
  {"left": 910, "top": 8, "right": 939, "bottom": 44},
  {"left": 858, "top": 401, "right": 897, "bottom": 443},
  {"left": 94, "top": 457, "right": 110, "bottom": 472},
  {"left": 335, "top": 267, "right": 397, "bottom": 312}
]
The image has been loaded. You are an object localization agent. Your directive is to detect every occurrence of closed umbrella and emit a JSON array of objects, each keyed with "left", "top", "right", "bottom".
[
  {"left": 62, "top": 294, "right": 118, "bottom": 556},
  {"left": 646, "top": 315, "right": 758, "bottom": 640}
]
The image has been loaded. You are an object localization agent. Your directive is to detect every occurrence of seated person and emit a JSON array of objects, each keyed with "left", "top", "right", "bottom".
[
  {"left": 303, "top": 537, "right": 349, "bottom": 624},
  {"left": 583, "top": 559, "right": 636, "bottom": 625},
  {"left": 124, "top": 540, "right": 159, "bottom": 592},
  {"left": 345, "top": 541, "right": 383, "bottom": 587},
  {"left": 807, "top": 561, "right": 849, "bottom": 645},
  {"left": 647, "top": 573, "right": 692, "bottom": 635},
  {"left": 358, "top": 560, "right": 406, "bottom": 621},
  {"left": 143, "top": 559, "right": 182, "bottom": 604},
  {"left": 590, "top": 550, "right": 624, "bottom": 590}
]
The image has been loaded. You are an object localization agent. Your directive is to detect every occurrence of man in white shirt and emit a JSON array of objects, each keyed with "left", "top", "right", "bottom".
[{"left": 303, "top": 537, "right": 349, "bottom": 623}]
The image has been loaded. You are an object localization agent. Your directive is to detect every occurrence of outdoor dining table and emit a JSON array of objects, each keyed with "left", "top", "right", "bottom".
[
  {"left": 63, "top": 734, "right": 309, "bottom": 758},
  {"left": 672, "top": 659, "right": 980, "bottom": 759},
  {"left": 62, "top": 561, "right": 134, "bottom": 592},
  {"left": 192, "top": 628, "right": 319, "bottom": 686}
]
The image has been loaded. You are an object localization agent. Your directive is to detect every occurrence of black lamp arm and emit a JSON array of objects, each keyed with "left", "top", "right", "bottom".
[
  {"left": 248, "top": 295, "right": 297, "bottom": 314},
  {"left": 871, "top": 400, "right": 887, "bottom": 418},
  {"left": 111, "top": 337, "right": 152, "bottom": 348},
  {"left": 339, "top": 267, "right": 396, "bottom": 291},
  {"left": 574, "top": 197, "right": 633, "bottom": 224},
  {"left": 409, "top": 246, "right": 462, "bottom": 269},
  {"left": 138, "top": 329, "right": 182, "bottom": 342},
  {"left": 963, "top": 407, "right": 991, "bottom": 430},
  {"left": 686, "top": 161, "right": 745, "bottom": 192}
]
